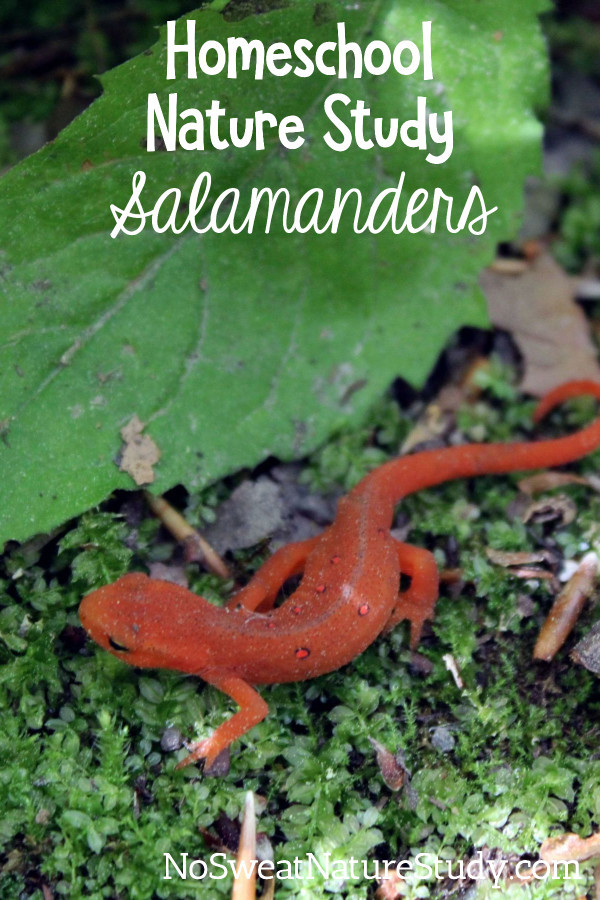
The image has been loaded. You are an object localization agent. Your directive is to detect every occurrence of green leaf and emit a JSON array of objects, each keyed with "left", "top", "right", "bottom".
[
  {"left": 62, "top": 809, "right": 92, "bottom": 830},
  {"left": 86, "top": 823, "right": 106, "bottom": 854},
  {"left": 138, "top": 677, "right": 165, "bottom": 704},
  {"left": 0, "top": 0, "right": 549, "bottom": 545}
]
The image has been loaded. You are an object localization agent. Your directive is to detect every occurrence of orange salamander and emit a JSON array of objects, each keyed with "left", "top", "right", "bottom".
[{"left": 79, "top": 381, "right": 600, "bottom": 771}]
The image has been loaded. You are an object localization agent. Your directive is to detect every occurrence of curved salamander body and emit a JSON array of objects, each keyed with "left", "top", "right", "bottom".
[{"left": 79, "top": 381, "right": 600, "bottom": 770}]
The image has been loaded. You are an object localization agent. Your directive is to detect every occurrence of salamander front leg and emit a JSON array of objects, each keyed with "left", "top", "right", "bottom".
[
  {"left": 226, "top": 536, "right": 321, "bottom": 613},
  {"left": 384, "top": 542, "right": 439, "bottom": 649},
  {"left": 175, "top": 672, "right": 269, "bottom": 772}
]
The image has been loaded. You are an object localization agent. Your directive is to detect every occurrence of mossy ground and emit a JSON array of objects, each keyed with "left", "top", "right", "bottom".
[
  {"left": 2, "top": 364, "right": 600, "bottom": 899},
  {"left": 2, "top": 3, "right": 600, "bottom": 898}
]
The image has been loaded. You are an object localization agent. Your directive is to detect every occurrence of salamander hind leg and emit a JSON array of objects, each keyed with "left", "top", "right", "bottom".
[
  {"left": 226, "top": 536, "right": 321, "bottom": 613},
  {"left": 384, "top": 542, "right": 439, "bottom": 649},
  {"left": 175, "top": 672, "right": 268, "bottom": 772}
]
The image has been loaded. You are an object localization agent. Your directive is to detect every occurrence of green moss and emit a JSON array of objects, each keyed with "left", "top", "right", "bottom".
[
  {"left": 300, "top": 395, "right": 410, "bottom": 493},
  {"left": 550, "top": 153, "right": 600, "bottom": 273},
  {"left": 2, "top": 378, "right": 600, "bottom": 898}
]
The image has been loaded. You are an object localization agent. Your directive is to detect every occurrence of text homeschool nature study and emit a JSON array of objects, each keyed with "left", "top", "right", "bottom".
[{"left": 109, "top": 17, "right": 498, "bottom": 238}]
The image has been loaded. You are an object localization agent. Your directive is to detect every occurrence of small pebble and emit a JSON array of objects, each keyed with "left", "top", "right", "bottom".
[
  {"left": 431, "top": 726, "right": 455, "bottom": 753},
  {"left": 161, "top": 727, "right": 183, "bottom": 752}
]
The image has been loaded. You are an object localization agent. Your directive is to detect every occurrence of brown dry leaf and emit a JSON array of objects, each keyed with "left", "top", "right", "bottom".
[
  {"left": 401, "top": 358, "right": 488, "bottom": 454},
  {"left": 541, "top": 831, "right": 600, "bottom": 863},
  {"left": 375, "top": 869, "right": 406, "bottom": 899},
  {"left": 485, "top": 548, "right": 552, "bottom": 568},
  {"left": 119, "top": 416, "right": 161, "bottom": 486},
  {"left": 572, "top": 620, "right": 600, "bottom": 675},
  {"left": 505, "top": 870, "right": 536, "bottom": 887},
  {"left": 368, "top": 738, "right": 406, "bottom": 791},
  {"left": 521, "top": 493, "right": 577, "bottom": 527},
  {"left": 534, "top": 552, "right": 598, "bottom": 661},
  {"left": 509, "top": 567, "right": 556, "bottom": 583},
  {"left": 485, "top": 547, "right": 558, "bottom": 585},
  {"left": 481, "top": 253, "right": 600, "bottom": 396},
  {"left": 517, "top": 472, "right": 593, "bottom": 496},
  {"left": 400, "top": 409, "right": 449, "bottom": 454}
]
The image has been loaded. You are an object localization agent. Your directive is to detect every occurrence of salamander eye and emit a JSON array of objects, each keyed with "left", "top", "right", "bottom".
[{"left": 108, "top": 636, "right": 130, "bottom": 652}]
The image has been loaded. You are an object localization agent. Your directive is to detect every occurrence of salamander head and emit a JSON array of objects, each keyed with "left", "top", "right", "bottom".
[{"left": 79, "top": 572, "right": 217, "bottom": 672}]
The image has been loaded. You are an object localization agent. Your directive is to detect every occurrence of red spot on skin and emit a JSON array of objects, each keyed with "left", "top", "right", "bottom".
[
  {"left": 377, "top": 528, "right": 386, "bottom": 535},
  {"left": 292, "top": 606, "right": 301, "bottom": 615},
  {"left": 267, "top": 622, "right": 276, "bottom": 629},
  {"left": 316, "top": 584, "right": 326, "bottom": 594},
  {"left": 295, "top": 647, "right": 310, "bottom": 660},
  {"left": 331, "top": 556, "right": 341, "bottom": 565},
  {"left": 358, "top": 603, "right": 370, "bottom": 617}
]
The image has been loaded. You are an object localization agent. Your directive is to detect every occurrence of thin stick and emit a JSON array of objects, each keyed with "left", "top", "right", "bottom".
[
  {"left": 533, "top": 553, "right": 598, "bottom": 661},
  {"left": 231, "top": 792, "right": 257, "bottom": 900},
  {"left": 144, "top": 491, "right": 230, "bottom": 579}
]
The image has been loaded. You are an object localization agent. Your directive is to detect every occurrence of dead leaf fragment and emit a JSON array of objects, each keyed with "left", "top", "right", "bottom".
[
  {"left": 541, "top": 830, "right": 600, "bottom": 863},
  {"left": 119, "top": 416, "right": 161, "bottom": 486},
  {"left": 485, "top": 548, "right": 552, "bottom": 568},
  {"left": 488, "top": 257, "right": 529, "bottom": 275},
  {"left": 521, "top": 493, "right": 577, "bottom": 527},
  {"left": 375, "top": 869, "right": 406, "bottom": 899},
  {"left": 35, "top": 808, "right": 51, "bottom": 825},
  {"left": 572, "top": 620, "right": 600, "bottom": 675},
  {"left": 482, "top": 252, "right": 600, "bottom": 396},
  {"left": 401, "top": 358, "right": 487, "bottom": 454},
  {"left": 517, "top": 471, "right": 593, "bottom": 496},
  {"left": 442, "top": 653, "right": 464, "bottom": 689},
  {"left": 509, "top": 567, "right": 557, "bottom": 583},
  {"left": 485, "top": 547, "right": 557, "bottom": 584},
  {"left": 534, "top": 552, "right": 598, "bottom": 661},
  {"left": 368, "top": 738, "right": 407, "bottom": 791}
]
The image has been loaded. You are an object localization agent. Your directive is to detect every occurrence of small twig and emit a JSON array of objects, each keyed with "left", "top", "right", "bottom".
[
  {"left": 231, "top": 792, "right": 257, "bottom": 900},
  {"left": 439, "top": 567, "right": 463, "bottom": 584},
  {"left": 401, "top": 356, "right": 487, "bottom": 454},
  {"left": 488, "top": 257, "right": 529, "bottom": 275},
  {"left": 533, "top": 552, "right": 598, "bottom": 662},
  {"left": 442, "top": 653, "right": 464, "bottom": 689},
  {"left": 143, "top": 492, "right": 230, "bottom": 579}
]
